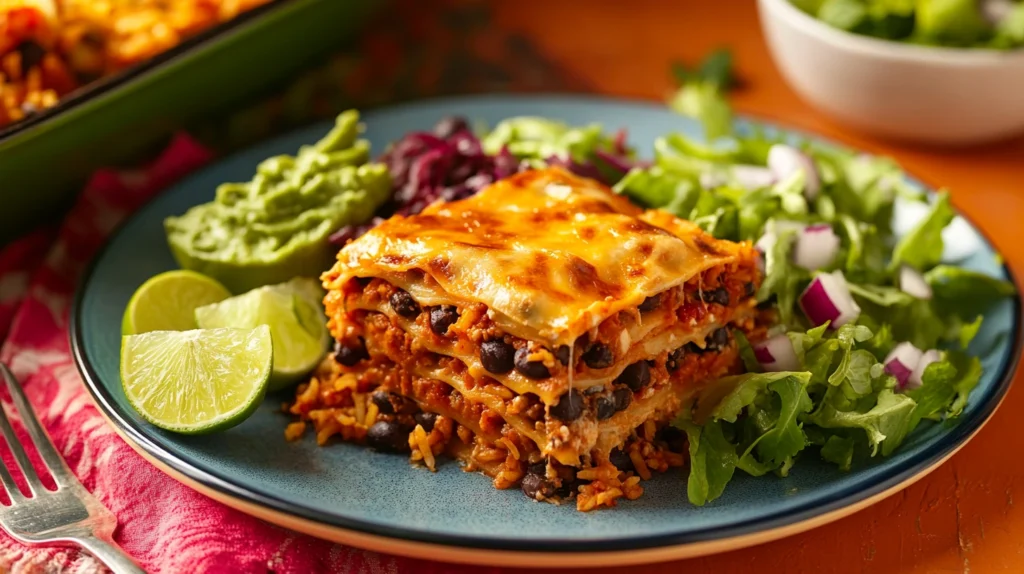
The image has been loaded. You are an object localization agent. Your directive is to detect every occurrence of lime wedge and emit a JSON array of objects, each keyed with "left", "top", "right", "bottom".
[
  {"left": 122, "top": 270, "right": 231, "bottom": 335},
  {"left": 120, "top": 326, "right": 273, "bottom": 434},
  {"left": 194, "top": 279, "right": 328, "bottom": 390}
]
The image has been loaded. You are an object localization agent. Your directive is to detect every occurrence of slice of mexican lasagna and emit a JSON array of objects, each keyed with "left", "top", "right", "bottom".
[{"left": 286, "top": 166, "right": 762, "bottom": 511}]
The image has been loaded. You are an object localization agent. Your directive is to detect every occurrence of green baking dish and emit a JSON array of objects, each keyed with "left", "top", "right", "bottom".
[{"left": 0, "top": 0, "right": 385, "bottom": 244}]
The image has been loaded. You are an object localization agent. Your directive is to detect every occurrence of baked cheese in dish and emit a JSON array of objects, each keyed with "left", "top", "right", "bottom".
[{"left": 289, "top": 167, "right": 764, "bottom": 510}]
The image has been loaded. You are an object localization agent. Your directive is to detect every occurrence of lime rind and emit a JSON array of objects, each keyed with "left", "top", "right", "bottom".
[
  {"left": 122, "top": 270, "right": 231, "bottom": 335},
  {"left": 120, "top": 325, "right": 273, "bottom": 434}
]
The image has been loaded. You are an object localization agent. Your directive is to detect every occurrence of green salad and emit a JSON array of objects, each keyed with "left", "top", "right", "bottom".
[
  {"left": 792, "top": 0, "right": 1024, "bottom": 49},
  {"left": 608, "top": 58, "right": 1012, "bottom": 505}
]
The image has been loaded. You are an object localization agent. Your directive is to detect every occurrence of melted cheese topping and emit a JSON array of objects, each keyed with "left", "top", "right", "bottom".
[{"left": 325, "top": 167, "right": 750, "bottom": 344}]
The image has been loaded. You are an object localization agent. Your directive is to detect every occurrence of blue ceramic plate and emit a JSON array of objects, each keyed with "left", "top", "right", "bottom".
[{"left": 72, "top": 95, "right": 1021, "bottom": 568}]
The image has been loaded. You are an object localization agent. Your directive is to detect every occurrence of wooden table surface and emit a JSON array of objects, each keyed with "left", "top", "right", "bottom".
[{"left": 470, "top": 1, "right": 1023, "bottom": 573}]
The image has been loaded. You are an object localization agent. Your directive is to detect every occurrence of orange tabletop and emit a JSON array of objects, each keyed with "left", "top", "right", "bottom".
[{"left": 463, "top": 1, "right": 1023, "bottom": 573}]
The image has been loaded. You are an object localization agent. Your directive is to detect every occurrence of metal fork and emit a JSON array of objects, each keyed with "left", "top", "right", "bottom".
[{"left": 0, "top": 363, "right": 143, "bottom": 573}]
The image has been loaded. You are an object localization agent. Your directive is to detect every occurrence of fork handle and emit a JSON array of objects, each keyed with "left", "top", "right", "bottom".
[{"left": 75, "top": 533, "right": 146, "bottom": 574}]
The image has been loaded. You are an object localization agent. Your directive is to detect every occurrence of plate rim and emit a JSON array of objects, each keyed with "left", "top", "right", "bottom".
[{"left": 69, "top": 93, "right": 1024, "bottom": 556}]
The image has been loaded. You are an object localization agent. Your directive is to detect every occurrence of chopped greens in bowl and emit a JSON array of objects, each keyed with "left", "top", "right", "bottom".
[{"left": 791, "top": 0, "right": 1024, "bottom": 49}]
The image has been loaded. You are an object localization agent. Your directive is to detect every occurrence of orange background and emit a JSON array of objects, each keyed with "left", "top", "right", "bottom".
[{"left": 472, "top": 1, "right": 1023, "bottom": 573}]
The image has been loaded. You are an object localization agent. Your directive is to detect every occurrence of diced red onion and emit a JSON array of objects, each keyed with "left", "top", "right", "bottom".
[
  {"left": 799, "top": 270, "right": 861, "bottom": 328},
  {"left": 885, "top": 342, "right": 924, "bottom": 389},
  {"left": 594, "top": 149, "right": 649, "bottom": 174},
  {"left": 768, "top": 144, "right": 820, "bottom": 200},
  {"left": 792, "top": 224, "right": 840, "bottom": 271},
  {"left": 754, "top": 334, "right": 799, "bottom": 372},
  {"left": 907, "top": 349, "right": 941, "bottom": 391},
  {"left": 899, "top": 265, "right": 933, "bottom": 300}
]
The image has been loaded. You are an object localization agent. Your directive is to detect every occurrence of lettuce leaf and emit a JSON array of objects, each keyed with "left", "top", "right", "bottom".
[
  {"left": 678, "top": 372, "right": 813, "bottom": 505},
  {"left": 669, "top": 49, "right": 736, "bottom": 141},
  {"left": 926, "top": 265, "right": 1016, "bottom": 319},
  {"left": 807, "top": 388, "right": 915, "bottom": 457},
  {"left": 891, "top": 192, "right": 955, "bottom": 271},
  {"left": 758, "top": 229, "right": 807, "bottom": 325}
]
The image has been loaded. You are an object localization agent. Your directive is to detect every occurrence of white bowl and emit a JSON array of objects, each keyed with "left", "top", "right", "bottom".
[{"left": 758, "top": 0, "right": 1024, "bottom": 146}]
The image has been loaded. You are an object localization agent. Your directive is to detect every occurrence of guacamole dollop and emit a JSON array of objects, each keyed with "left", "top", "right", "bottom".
[{"left": 165, "top": 110, "right": 391, "bottom": 293}]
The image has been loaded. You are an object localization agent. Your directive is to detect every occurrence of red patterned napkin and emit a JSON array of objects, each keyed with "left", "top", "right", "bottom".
[{"left": 0, "top": 136, "right": 487, "bottom": 574}]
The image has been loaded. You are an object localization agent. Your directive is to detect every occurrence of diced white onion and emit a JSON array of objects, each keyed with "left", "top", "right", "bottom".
[
  {"left": 732, "top": 165, "right": 777, "bottom": 190},
  {"left": 699, "top": 171, "right": 727, "bottom": 190},
  {"left": 755, "top": 232, "right": 777, "bottom": 255},
  {"left": 768, "top": 144, "right": 821, "bottom": 199},
  {"left": 884, "top": 342, "right": 923, "bottom": 388},
  {"left": 892, "top": 199, "right": 982, "bottom": 263},
  {"left": 899, "top": 265, "right": 933, "bottom": 300},
  {"left": 756, "top": 220, "right": 808, "bottom": 255},
  {"left": 799, "top": 270, "right": 861, "bottom": 328},
  {"left": 753, "top": 334, "right": 799, "bottom": 372},
  {"left": 793, "top": 224, "right": 840, "bottom": 271},
  {"left": 700, "top": 165, "right": 777, "bottom": 191},
  {"left": 907, "top": 349, "right": 942, "bottom": 391}
]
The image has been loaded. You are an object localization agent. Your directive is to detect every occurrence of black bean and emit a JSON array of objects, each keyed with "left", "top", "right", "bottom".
[
  {"left": 658, "top": 426, "right": 686, "bottom": 451},
  {"left": 554, "top": 345, "right": 571, "bottom": 365},
  {"left": 433, "top": 116, "right": 470, "bottom": 139},
  {"left": 549, "top": 389, "right": 584, "bottom": 422},
  {"left": 744, "top": 282, "right": 757, "bottom": 298},
  {"left": 612, "top": 388, "right": 632, "bottom": 412},
  {"left": 582, "top": 343, "right": 614, "bottom": 369},
  {"left": 16, "top": 41, "right": 45, "bottom": 74},
  {"left": 414, "top": 412, "right": 437, "bottom": 432},
  {"left": 370, "top": 390, "right": 395, "bottom": 414},
  {"left": 514, "top": 347, "right": 550, "bottom": 379},
  {"left": 707, "top": 327, "right": 730, "bottom": 350},
  {"left": 389, "top": 289, "right": 421, "bottom": 319},
  {"left": 555, "top": 476, "right": 579, "bottom": 497},
  {"left": 666, "top": 347, "right": 686, "bottom": 371},
  {"left": 615, "top": 361, "right": 651, "bottom": 392},
  {"left": 700, "top": 287, "right": 730, "bottom": 306},
  {"left": 609, "top": 448, "right": 634, "bottom": 472},
  {"left": 528, "top": 460, "right": 548, "bottom": 475},
  {"left": 366, "top": 421, "right": 409, "bottom": 453},
  {"left": 595, "top": 395, "right": 617, "bottom": 420},
  {"left": 334, "top": 338, "right": 368, "bottom": 366},
  {"left": 480, "top": 339, "right": 515, "bottom": 374},
  {"left": 521, "top": 472, "right": 555, "bottom": 501},
  {"left": 429, "top": 305, "right": 460, "bottom": 336},
  {"left": 373, "top": 391, "right": 418, "bottom": 415},
  {"left": 638, "top": 293, "right": 662, "bottom": 312}
]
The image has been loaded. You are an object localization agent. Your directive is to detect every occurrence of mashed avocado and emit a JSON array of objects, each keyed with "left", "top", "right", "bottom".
[{"left": 165, "top": 110, "right": 391, "bottom": 293}]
